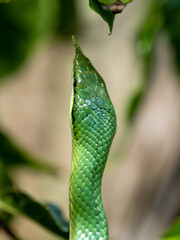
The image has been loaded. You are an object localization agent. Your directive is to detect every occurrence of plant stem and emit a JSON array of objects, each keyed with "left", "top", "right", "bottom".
[{"left": 106, "top": 0, "right": 127, "bottom": 14}]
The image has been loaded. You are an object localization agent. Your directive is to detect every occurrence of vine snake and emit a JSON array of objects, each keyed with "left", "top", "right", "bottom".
[{"left": 69, "top": 37, "right": 116, "bottom": 240}]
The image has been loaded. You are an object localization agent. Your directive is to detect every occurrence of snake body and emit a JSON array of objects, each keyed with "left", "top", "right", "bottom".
[{"left": 69, "top": 37, "right": 116, "bottom": 240}]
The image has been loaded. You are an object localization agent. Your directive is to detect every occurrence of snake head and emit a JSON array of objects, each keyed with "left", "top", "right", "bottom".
[{"left": 70, "top": 36, "right": 116, "bottom": 137}]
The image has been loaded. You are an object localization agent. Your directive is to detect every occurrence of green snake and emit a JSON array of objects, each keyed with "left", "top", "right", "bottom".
[{"left": 69, "top": 37, "right": 116, "bottom": 240}]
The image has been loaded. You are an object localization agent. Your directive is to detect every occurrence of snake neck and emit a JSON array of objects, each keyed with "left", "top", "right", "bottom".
[
  {"left": 69, "top": 105, "right": 116, "bottom": 240},
  {"left": 69, "top": 141, "right": 108, "bottom": 240}
]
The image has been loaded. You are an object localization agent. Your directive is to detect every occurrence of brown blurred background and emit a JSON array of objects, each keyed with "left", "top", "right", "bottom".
[{"left": 0, "top": 0, "right": 180, "bottom": 239}]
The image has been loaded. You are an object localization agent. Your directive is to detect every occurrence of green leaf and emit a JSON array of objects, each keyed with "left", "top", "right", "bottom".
[
  {"left": 98, "top": 0, "right": 133, "bottom": 4},
  {"left": 121, "top": 0, "right": 133, "bottom": 3},
  {"left": 98, "top": 0, "right": 116, "bottom": 4},
  {"left": 126, "top": 89, "right": 144, "bottom": 122},
  {"left": 163, "top": 0, "right": 180, "bottom": 77},
  {"left": 0, "top": 189, "right": 69, "bottom": 239},
  {"left": 0, "top": 159, "right": 12, "bottom": 193},
  {"left": 0, "top": 130, "right": 56, "bottom": 174},
  {"left": 0, "top": 0, "right": 60, "bottom": 79},
  {"left": 0, "top": 0, "right": 10, "bottom": 2},
  {"left": 137, "top": 1, "right": 164, "bottom": 75},
  {"left": 127, "top": 0, "right": 164, "bottom": 123},
  {"left": 160, "top": 216, "right": 180, "bottom": 240},
  {"left": 89, "top": 0, "right": 115, "bottom": 34},
  {"left": 45, "top": 203, "right": 69, "bottom": 233},
  {"left": 0, "top": 160, "right": 14, "bottom": 224},
  {"left": 57, "top": 0, "right": 77, "bottom": 37}
]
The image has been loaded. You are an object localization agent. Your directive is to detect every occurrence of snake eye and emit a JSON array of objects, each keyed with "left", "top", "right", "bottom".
[
  {"left": 98, "top": 82, "right": 105, "bottom": 88},
  {"left": 95, "top": 73, "right": 105, "bottom": 88}
]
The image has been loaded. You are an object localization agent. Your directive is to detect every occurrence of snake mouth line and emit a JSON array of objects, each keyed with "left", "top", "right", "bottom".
[{"left": 70, "top": 68, "right": 76, "bottom": 126}]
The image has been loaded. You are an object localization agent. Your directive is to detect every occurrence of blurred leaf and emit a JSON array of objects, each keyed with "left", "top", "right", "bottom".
[
  {"left": 98, "top": 0, "right": 133, "bottom": 3},
  {"left": 127, "top": 0, "right": 180, "bottom": 123},
  {"left": 0, "top": 130, "right": 56, "bottom": 174},
  {"left": 121, "top": 0, "right": 133, "bottom": 3},
  {"left": 0, "top": 189, "right": 69, "bottom": 239},
  {"left": 159, "top": 216, "right": 180, "bottom": 240},
  {"left": 45, "top": 203, "right": 69, "bottom": 233},
  {"left": 0, "top": 0, "right": 60, "bottom": 79},
  {"left": 126, "top": 89, "right": 144, "bottom": 122},
  {"left": 163, "top": 0, "right": 180, "bottom": 77},
  {"left": 57, "top": 0, "right": 77, "bottom": 37},
  {"left": 0, "top": 210, "right": 12, "bottom": 228},
  {"left": 0, "top": 217, "right": 24, "bottom": 240},
  {"left": 136, "top": 0, "right": 164, "bottom": 76},
  {"left": 127, "top": 0, "right": 164, "bottom": 122},
  {"left": 0, "top": 159, "right": 12, "bottom": 194},
  {"left": 0, "top": 159, "right": 14, "bottom": 225},
  {"left": 98, "top": 0, "right": 115, "bottom": 3},
  {"left": 160, "top": 238, "right": 180, "bottom": 240},
  {"left": 89, "top": 0, "right": 115, "bottom": 34},
  {"left": 0, "top": 0, "right": 10, "bottom": 2}
]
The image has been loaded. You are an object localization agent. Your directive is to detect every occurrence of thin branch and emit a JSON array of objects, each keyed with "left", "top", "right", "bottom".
[{"left": 106, "top": 0, "right": 127, "bottom": 14}]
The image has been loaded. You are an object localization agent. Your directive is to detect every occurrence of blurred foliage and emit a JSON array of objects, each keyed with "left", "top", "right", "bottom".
[
  {"left": 121, "top": 0, "right": 133, "bottom": 3},
  {"left": 0, "top": 129, "right": 57, "bottom": 237},
  {"left": 0, "top": 159, "right": 12, "bottom": 196},
  {"left": 0, "top": 0, "right": 60, "bottom": 78},
  {"left": 0, "top": 0, "right": 77, "bottom": 79},
  {"left": 164, "top": 0, "right": 180, "bottom": 76},
  {"left": 127, "top": 0, "right": 180, "bottom": 122},
  {"left": 0, "top": 0, "right": 77, "bottom": 238},
  {"left": 136, "top": 1, "right": 164, "bottom": 78},
  {"left": 46, "top": 203, "right": 69, "bottom": 236},
  {"left": 0, "top": 130, "right": 56, "bottom": 173},
  {"left": 98, "top": 0, "right": 116, "bottom": 3},
  {"left": 98, "top": 0, "right": 133, "bottom": 3},
  {"left": 0, "top": 189, "right": 69, "bottom": 239},
  {"left": 0, "top": 0, "right": 10, "bottom": 2},
  {"left": 159, "top": 215, "right": 180, "bottom": 240},
  {"left": 57, "top": 0, "right": 77, "bottom": 37},
  {"left": 126, "top": 88, "right": 144, "bottom": 122}
]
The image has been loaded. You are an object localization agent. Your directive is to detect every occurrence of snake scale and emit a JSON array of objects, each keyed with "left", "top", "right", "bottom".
[{"left": 69, "top": 37, "right": 116, "bottom": 240}]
